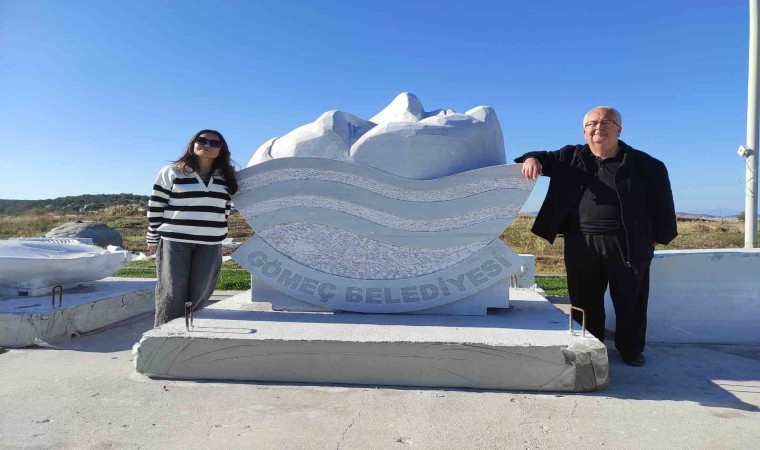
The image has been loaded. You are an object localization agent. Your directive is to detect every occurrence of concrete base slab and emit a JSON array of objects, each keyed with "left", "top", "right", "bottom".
[
  {"left": 0, "top": 278, "right": 155, "bottom": 348},
  {"left": 134, "top": 288, "right": 608, "bottom": 392}
]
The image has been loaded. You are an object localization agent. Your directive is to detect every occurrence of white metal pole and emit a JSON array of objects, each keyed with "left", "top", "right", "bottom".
[{"left": 746, "top": 0, "right": 759, "bottom": 248}]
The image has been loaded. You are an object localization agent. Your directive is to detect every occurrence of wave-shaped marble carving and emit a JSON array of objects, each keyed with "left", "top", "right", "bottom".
[
  {"left": 233, "top": 93, "right": 535, "bottom": 314},
  {"left": 0, "top": 239, "right": 132, "bottom": 296},
  {"left": 258, "top": 222, "right": 491, "bottom": 280},
  {"left": 233, "top": 160, "right": 533, "bottom": 313},
  {"left": 237, "top": 168, "right": 535, "bottom": 201}
]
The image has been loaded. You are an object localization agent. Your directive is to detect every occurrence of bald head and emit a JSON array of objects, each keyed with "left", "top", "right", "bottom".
[
  {"left": 583, "top": 106, "right": 622, "bottom": 127},
  {"left": 582, "top": 106, "right": 622, "bottom": 157}
]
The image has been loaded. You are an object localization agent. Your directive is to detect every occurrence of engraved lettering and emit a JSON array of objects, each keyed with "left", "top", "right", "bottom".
[
  {"left": 401, "top": 287, "right": 420, "bottom": 303},
  {"left": 346, "top": 287, "right": 363, "bottom": 302},
  {"left": 494, "top": 254, "right": 513, "bottom": 269},
  {"left": 465, "top": 268, "right": 488, "bottom": 286},
  {"left": 277, "top": 269, "right": 302, "bottom": 289},
  {"left": 438, "top": 277, "right": 451, "bottom": 296},
  {"left": 299, "top": 277, "right": 318, "bottom": 295},
  {"left": 481, "top": 259, "right": 502, "bottom": 278},
  {"left": 248, "top": 251, "right": 267, "bottom": 268},
  {"left": 366, "top": 287, "right": 382, "bottom": 304},
  {"left": 383, "top": 287, "right": 401, "bottom": 303},
  {"left": 261, "top": 260, "right": 282, "bottom": 278},
  {"left": 446, "top": 274, "right": 467, "bottom": 292},
  {"left": 318, "top": 283, "right": 336, "bottom": 302},
  {"left": 419, "top": 284, "right": 439, "bottom": 300}
]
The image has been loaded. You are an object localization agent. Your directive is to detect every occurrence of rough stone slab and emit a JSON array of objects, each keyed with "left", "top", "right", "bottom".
[
  {"left": 134, "top": 288, "right": 608, "bottom": 392},
  {"left": 45, "top": 221, "right": 123, "bottom": 247},
  {"left": 0, "top": 278, "right": 155, "bottom": 347}
]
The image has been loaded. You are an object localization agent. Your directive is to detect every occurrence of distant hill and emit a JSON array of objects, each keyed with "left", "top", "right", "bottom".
[
  {"left": 677, "top": 212, "right": 743, "bottom": 220},
  {"left": 679, "top": 208, "right": 743, "bottom": 218},
  {"left": 0, "top": 194, "right": 148, "bottom": 216},
  {"left": 522, "top": 211, "right": 741, "bottom": 220}
]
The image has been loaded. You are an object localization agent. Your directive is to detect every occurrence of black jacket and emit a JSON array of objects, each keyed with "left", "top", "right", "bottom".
[{"left": 515, "top": 140, "right": 678, "bottom": 264}]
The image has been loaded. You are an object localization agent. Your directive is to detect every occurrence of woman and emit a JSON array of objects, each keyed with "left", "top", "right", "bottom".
[{"left": 146, "top": 129, "right": 239, "bottom": 326}]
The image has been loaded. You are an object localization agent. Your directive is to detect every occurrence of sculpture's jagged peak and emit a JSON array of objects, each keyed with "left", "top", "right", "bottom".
[
  {"left": 369, "top": 92, "right": 425, "bottom": 124},
  {"left": 248, "top": 110, "right": 373, "bottom": 166},
  {"left": 247, "top": 93, "right": 506, "bottom": 180}
]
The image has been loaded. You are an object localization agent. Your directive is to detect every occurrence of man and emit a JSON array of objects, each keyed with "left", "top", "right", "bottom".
[{"left": 515, "top": 106, "right": 677, "bottom": 367}]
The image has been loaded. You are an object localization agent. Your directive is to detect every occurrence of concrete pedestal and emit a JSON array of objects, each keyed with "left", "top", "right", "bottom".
[
  {"left": 134, "top": 288, "right": 608, "bottom": 392},
  {"left": 0, "top": 278, "right": 155, "bottom": 347}
]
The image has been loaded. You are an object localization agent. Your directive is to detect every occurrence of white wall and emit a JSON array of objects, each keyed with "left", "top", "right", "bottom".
[{"left": 605, "top": 249, "right": 760, "bottom": 344}]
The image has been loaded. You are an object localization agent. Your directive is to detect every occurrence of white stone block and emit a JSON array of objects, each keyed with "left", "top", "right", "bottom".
[
  {"left": 134, "top": 289, "right": 608, "bottom": 392},
  {"left": 1, "top": 278, "right": 155, "bottom": 347},
  {"left": 0, "top": 238, "right": 131, "bottom": 297},
  {"left": 515, "top": 254, "right": 536, "bottom": 288},
  {"left": 605, "top": 249, "right": 760, "bottom": 344}
]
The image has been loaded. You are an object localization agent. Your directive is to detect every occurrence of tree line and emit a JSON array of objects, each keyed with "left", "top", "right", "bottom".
[{"left": 0, "top": 194, "right": 149, "bottom": 216}]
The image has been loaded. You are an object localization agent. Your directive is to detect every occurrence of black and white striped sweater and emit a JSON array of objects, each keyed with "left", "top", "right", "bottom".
[{"left": 146, "top": 164, "right": 232, "bottom": 245}]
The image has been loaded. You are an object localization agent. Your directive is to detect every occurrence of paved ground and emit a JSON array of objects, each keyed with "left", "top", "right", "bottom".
[{"left": 1, "top": 292, "right": 758, "bottom": 449}]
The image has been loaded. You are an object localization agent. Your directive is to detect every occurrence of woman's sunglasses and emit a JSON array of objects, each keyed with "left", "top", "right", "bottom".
[{"left": 195, "top": 137, "right": 223, "bottom": 148}]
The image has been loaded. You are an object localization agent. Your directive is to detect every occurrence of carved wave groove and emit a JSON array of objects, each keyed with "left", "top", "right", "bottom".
[{"left": 258, "top": 222, "right": 491, "bottom": 280}]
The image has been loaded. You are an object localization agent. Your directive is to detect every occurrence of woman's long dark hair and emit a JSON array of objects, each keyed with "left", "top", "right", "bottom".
[{"left": 175, "top": 129, "right": 239, "bottom": 195}]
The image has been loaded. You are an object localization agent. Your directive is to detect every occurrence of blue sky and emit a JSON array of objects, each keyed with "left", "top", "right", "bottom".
[{"left": 0, "top": 0, "right": 754, "bottom": 215}]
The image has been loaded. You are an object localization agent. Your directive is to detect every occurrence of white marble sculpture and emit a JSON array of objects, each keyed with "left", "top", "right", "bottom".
[
  {"left": 233, "top": 93, "right": 535, "bottom": 314},
  {"left": 248, "top": 93, "right": 505, "bottom": 180},
  {"left": 0, "top": 238, "right": 132, "bottom": 297},
  {"left": 134, "top": 95, "right": 610, "bottom": 391}
]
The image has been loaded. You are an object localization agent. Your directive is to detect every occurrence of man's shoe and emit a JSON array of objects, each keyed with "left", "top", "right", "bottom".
[{"left": 622, "top": 353, "right": 645, "bottom": 367}]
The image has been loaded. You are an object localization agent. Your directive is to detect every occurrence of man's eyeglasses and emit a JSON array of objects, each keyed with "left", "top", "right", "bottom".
[
  {"left": 584, "top": 119, "right": 619, "bottom": 129},
  {"left": 195, "top": 137, "right": 223, "bottom": 148}
]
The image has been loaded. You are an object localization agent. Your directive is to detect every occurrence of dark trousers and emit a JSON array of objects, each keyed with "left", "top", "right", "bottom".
[
  {"left": 154, "top": 239, "right": 222, "bottom": 327},
  {"left": 564, "top": 231, "right": 651, "bottom": 357}
]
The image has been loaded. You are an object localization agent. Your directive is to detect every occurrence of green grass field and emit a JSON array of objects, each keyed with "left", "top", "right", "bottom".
[
  {"left": 535, "top": 276, "right": 568, "bottom": 297},
  {"left": 113, "top": 265, "right": 571, "bottom": 295},
  {"left": 114, "top": 261, "right": 252, "bottom": 291},
  {"left": 2, "top": 205, "right": 752, "bottom": 297}
]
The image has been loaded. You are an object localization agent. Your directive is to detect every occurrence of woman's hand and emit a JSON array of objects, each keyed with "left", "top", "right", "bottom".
[{"left": 521, "top": 157, "right": 542, "bottom": 180}]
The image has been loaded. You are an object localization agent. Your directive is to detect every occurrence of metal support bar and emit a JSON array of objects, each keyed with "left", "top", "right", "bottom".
[
  {"left": 569, "top": 306, "right": 587, "bottom": 337},
  {"left": 184, "top": 302, "right": 193, "bottom": 331},
  {"left": 51, "top": 285, "right": 63, "bottom": 308}
]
